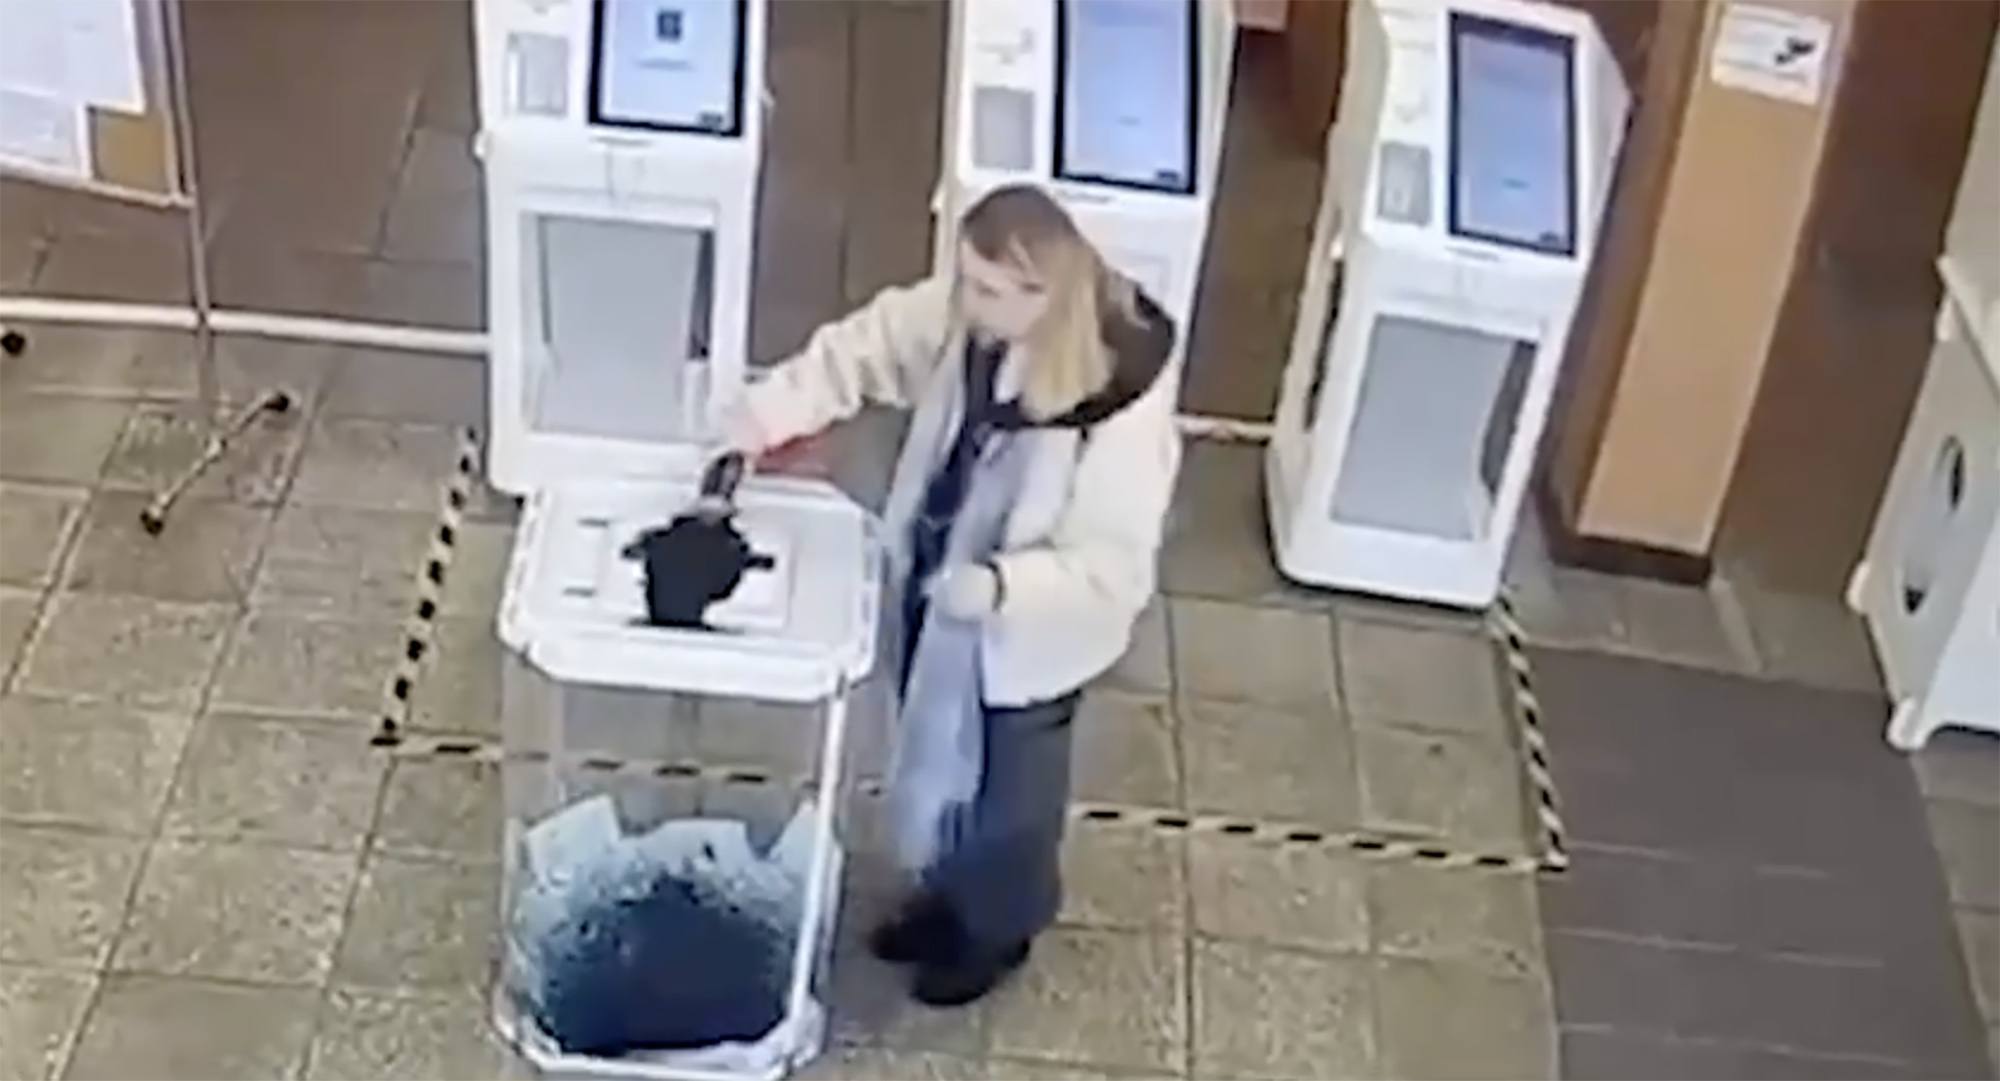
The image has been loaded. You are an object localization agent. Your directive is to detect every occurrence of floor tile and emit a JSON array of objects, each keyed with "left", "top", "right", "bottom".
[
  {"left": 0, "top": 697, "right": 192, "bottom": 835},
  {"left": 1554, "top": 1026, "right": 1760, "bottom": 1081},
  {"left": 0, "top": 394, "right": 129, "bottom": 486},
  {"left": 1369, "top": 861, "right": 1542, "bottom": 978},
  {"left": 1955, "top": 907, "right": 2000, "bottom": 1022},
  {"left": 111, "top": 837, "right": 358, "bottom": 984},
  {"left": 1094, "top": 598, "right": 1171, "bottom": 698},
  {"left": 440, "top": 520, "right": 513, "bottom": 619},
  {"left": 1376, "top": 955, "right": 1556, "bottom": 1081},
  {"left": 1186, "top": 834, "right": 1369, "bottom": 953},
  {"left": 373, "top": 757, "right": 501, "bottom": 860},
  {"left": 1160, "top": 441, "right": 1328, "bottom": 610},
  {"left": 0, "top": 324, "right": 170, "bottom": 399},
  {"left": 1071, "top": 691, "right": 1180, "bottom": 808},
  {"left": 825, "top": 933, "right": 988, "bottom": 1059},
  {"left": 288, "top": 416, "right": 465, "bottom": 513},
  {"left": 1354, "top": 723, "right": 1529, "bottom": 854},
  {"left": 1179, "top": 698, "right": 1360, "bottom": 827},
  {"left": 1060, "top": 824, "right": 1185, "bottom": 932},
  {"left": 1613, "top": 578, "right": 1758, "bottom": 676},
  {"left": 333, "top": 853, "right": 499, "bottom": 991},
  {"left": 1191, "top": 939, "right": 1376, "bottom": 1080},
  {"left": 98, "top": 400, "right": 306, "bottom": 506},
  {"left": 252, "top": 503, "right": 436, "bottom": 621},
  {"left": 0, "top": 484, "right": 86, "bottom": 589},
  {"left": 801, "top": 1046, "right": 987, "bottom": 1081},
  {"left": 160, "top": 711, "right": 386, "bottom": 850},
  {"left": 409, "top": 617, "right": 503, "bottom": 737},
  {"left": 1732, "top": 582, "right": 1883, "bottom": 693},
  {"left": 61, "top": 972, "right": 319, "bottom": 1081},
  {"left": 15, "top": 593, "right": 234, "bottom": 713},
  {"left": 979, "top": 1060, "right": 1134, "bottom": 1081},
  {"left": 319, "top": 347, "right": 485, "bottom": 429},
  {"left": 0, "top": 587, "right": 42, "bottom": 681},
  {"left": 0, "top": 327, "right": 331, "bottom": 409},
  {"left": 1914, "top": 731, "right": 2000, "bottom": 810},
  {"left": 1502, "top": 563, "right": 1630, "bottom": 654},
  {"left": 303, "top": 987, "right": 513, "bottom": 1081},
  {"left": 61, "top": 493, "right": 270, "bottom": 604},
  {"left": 0, "top": 964, "right": 96, "bottom": 1081},
  {"left": 1336, "top": 614, "right": 1508, "bottom": 738},
  {"left": 0, "top": 825, "right": 145, "bottom": 967},
  {"left": 209, "top": 611, "right": 404, "bottom": 719},
  {"left": 1930, "top": 799, "right": 2000, "bottom": 910},
  {"left": 1171, "top": 598, "right": 1337, "bottom": 712},
  {"left": 985, "top": 928, "right": 1185, "bottom": 1072}
]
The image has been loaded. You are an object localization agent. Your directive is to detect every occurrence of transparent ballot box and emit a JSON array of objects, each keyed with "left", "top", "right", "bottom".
[{"left": 492, "top": 476, "right": 880, "bottom": 1081}]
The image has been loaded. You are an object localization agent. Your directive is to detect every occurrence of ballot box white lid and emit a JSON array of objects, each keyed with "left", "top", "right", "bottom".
[{"left": 498, "top": 474, "right": 881, "bottom": 704}]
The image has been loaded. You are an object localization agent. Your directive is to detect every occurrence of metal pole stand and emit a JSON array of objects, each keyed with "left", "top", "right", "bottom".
[{"left": 136, "top": 0, "right": 294, "bottom": 537}]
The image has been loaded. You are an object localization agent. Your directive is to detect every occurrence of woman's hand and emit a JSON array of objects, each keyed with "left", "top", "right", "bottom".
[
  {"left": 718, "top": 397, "right": 831, "bottom": 478},
  {"left": 928, "top": 563, "right": 1001, "bottom": 621},
  {"left": 757, "top": 433, "right": 833, "bottom": 478}
]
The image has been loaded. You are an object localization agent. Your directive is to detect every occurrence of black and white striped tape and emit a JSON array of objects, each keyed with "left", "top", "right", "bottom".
[
  {"left": 1488, "top": 593, "right": 1569, "bottom": 873},
  {"left": 381, "top": 733, "right": 1549, "bottom": 873},
  {"left": 371, "top": 428, "right": 481, "bottom": 749}
]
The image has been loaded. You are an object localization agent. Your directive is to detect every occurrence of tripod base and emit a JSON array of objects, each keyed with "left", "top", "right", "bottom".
[{"left": 138, "top": 388, "right": 294, "bottom": 536}]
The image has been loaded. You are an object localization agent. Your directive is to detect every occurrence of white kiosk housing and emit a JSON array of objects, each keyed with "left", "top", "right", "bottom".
[
  {"left": 1847, "top": 42, "right": 2000, "bottom": 751},
  {"left": 1265, "top": 0, "right": 1629, "bottom": 609},
  {"left": 930, "top": 0, "right": 1237, "bottom": 378},
  {"left": 475, "top": 0, "right": 769, "bottom": 495}
]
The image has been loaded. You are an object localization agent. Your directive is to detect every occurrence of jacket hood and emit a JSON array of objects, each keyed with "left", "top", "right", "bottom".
[{"left": 1039, "top": 286, "right": 1177, "bottom": 431}]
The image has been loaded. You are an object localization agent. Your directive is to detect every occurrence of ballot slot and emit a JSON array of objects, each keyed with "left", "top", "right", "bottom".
[
  {"left": 1326, "top": 318, "right": 1535, "bottom": 542},
  {"left": 1051, "top": 0, "right": 1201, "bottom": 196},
  {"left": 520, "top": 209, "right": 716, "bottom": 448},
  {"left": 586, "top": 0, "right": 750, "bottom": 138}
]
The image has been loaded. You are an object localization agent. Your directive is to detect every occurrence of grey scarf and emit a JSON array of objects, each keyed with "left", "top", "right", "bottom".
[{"left": 883, "top": 430, "right": 1036, "bottom": 874}]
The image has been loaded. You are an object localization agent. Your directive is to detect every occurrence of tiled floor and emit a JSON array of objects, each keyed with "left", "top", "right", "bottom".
[
  {"left": 2, "top": 2, "right": 1996, "bottom": 1080},
  {"left": 0, "top": 329, "right": 1552, "bottom": 1080}
]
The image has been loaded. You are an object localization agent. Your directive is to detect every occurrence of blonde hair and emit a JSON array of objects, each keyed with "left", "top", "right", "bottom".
[{"left": 958, "top": 184, "right": 1139, "bottom": 421}]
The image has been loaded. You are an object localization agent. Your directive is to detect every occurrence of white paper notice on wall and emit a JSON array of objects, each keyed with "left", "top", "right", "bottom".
[{"left": 1709, "top": 3, "right": 1834, "bottom": 107}]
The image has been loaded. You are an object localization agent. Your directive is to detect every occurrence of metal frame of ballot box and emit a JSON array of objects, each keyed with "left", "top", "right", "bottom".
[
  {"left": 490, "top": 474, "right": 881, "bottom": 1080},
  {"left": 0, "top": 0, "right": 488, "bottom": 535}
]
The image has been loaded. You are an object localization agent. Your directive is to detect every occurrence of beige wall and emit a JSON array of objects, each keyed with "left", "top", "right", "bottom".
[{"left": 1552, "top": 0, "right": 1853, "bottom": 560}]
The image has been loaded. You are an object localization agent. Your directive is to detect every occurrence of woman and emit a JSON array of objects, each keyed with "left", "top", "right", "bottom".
[{"left": 722, "top": 184, "right": 1180, "bottom": 1007}]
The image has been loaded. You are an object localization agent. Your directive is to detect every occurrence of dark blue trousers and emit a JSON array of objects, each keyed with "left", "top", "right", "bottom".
[{"left": 899, "top": 590, "right": 1079, "bottom": 950}]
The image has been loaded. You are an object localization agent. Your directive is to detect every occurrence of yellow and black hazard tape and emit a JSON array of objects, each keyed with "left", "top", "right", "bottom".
[
  {"left": 1487, "top": 592, "right": 1569, "bottom": 873},
  {"left": 370, "top": 428, "right": 482, "bottom": 749},
  {"left": 378, "top": 732, "right": 1545, "bottom": 873}
]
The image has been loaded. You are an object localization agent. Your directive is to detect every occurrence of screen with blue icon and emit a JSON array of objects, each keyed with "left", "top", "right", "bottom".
[{"left": 589, "top": 0, "right": 747, "bottom": 136}]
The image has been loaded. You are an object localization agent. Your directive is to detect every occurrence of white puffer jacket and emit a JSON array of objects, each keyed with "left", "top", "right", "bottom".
[{"left": 740, "top": 274, "right": 1182, "bottom": 706}]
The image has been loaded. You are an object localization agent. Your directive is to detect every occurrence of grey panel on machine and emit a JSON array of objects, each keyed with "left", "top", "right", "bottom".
[
  {"left": 1374, "top": 142, "right": 1434, "bottom": 227},
  {"left": 533, "top": 214, "right": 709, "bottom": 444},
  {"left": 972, "top": 85, "right": 1036, "bottom": 172},
  {"left": 510, "top": 32, "right": 571, "bottom": 117}
]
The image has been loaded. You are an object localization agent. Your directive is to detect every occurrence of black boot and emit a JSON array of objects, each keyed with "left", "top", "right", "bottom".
[
  {"left": 868, "top": 896, "right": 962, "bottom": 966},
  {"left": 910, "top": 940, "right": 1031, "bottom": 1008}
]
